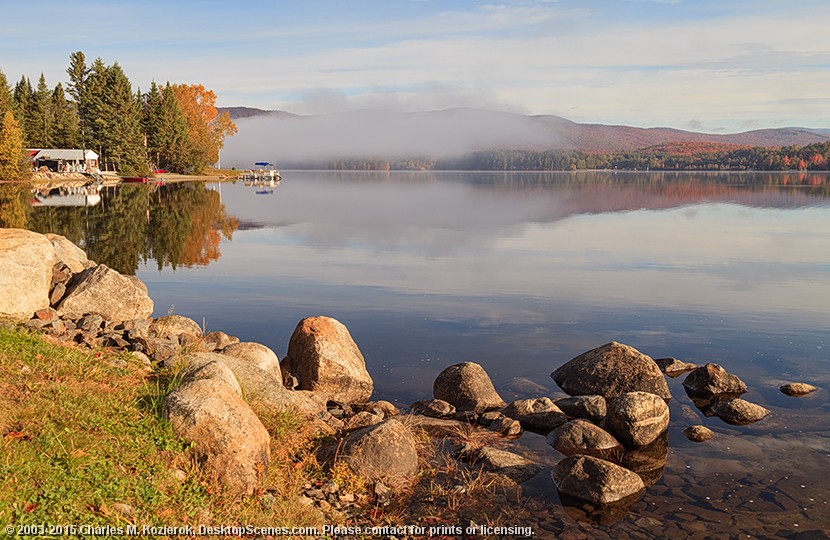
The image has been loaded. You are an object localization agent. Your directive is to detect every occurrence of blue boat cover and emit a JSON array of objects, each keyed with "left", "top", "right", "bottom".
[{"left": 254, "top": 162, "right": 271, "bottom": 166}]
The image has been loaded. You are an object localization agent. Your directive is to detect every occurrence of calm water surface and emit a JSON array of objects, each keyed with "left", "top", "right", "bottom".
[{"left": 22, "top": 171, "right": 830, "bottom": 536}]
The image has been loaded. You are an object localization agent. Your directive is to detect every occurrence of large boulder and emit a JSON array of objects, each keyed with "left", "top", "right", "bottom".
[
  {"left": 185, "top": 352, "right": 325, "bottom": 416},
  {"left": 605, "top": 391, "right": 670, "bottom": 447},
  {"left": 152, "top": 315, "right": 203, "bottom": 340},
  {"left": 682, "top": 363, "right": 747, "bottom": 396},
  {"left": 501, "top": 397, "right": 568, "bottom": 431},
  {"left": 163, "top": 378, "right": 270, "bottom": 496},
  {"left": 57, "top": 264, "right": 153, "bottom": 321},
  {"left": 180, "top": 358, "right": 243, "bottom": 396},
  {"left": 547, "top": 419, "right": 622, "bottom": 459},
  {"left": 281, "top": 316, "right": 373, "bottom": 404},
  {"left": 552, "top": 455, "right": 645, "bottom": 506},
  {"left": 44, "top": 233, "right": 93, "bottom": 273},
  {"left": 551, "top": 342, "right": 671, "bottom": 401},
  {"left": 433, "top": 362, "right": 506, "bottom": 413},
  {"left": 0, "top": 229, "right": 57, "bottom": 321},
  {"left": 222, "top": 342, "right": 281, "bottom": 381},
  {"left": 337, "top": 419, "right": 419, "bottom": 485}
]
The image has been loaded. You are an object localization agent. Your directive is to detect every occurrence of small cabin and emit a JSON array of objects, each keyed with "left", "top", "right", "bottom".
[{"left": 30, "top": 149, "right": 100, "bottom": 173}]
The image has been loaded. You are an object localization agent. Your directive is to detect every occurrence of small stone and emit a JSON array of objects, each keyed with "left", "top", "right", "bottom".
[
  {"left": 473, "top": 446, "right": 543, "bottom": 484},
  {"left": 654, "top": 357, "right": 698, "bottom": 377},
  {"left": 488, "top": 415, "right": 523, "bottom": 438},
  {"left": 477, "top": 410, "right": 501, "bottom": 426},
  {"left": 501, "top": 397, "right": 568, "bottom": 431},
  {"left": 171, "top": 468, "right": 187, "bottom": 482},
  {"left": 712, "top": 399, "right": 769, "bottom": 425},
  {"left": 339, "top": 492, "right": 356, "bottom": 503},
  {"left": 111, "top": 502, "right": 136, "bottom": 520},
  {"left": 454, "top": 410, "right": 478, "bottom": 424},
  {"left": 261, "top": 493, "right": 276, "bottom": 508},
  {"left": 34, "top": 307, "right": 59, "bottom": 323},
  {"left": 411, "top": 398, "right": 456, "bottom": 418},
  {"left": 49, "top": 282, "right": 66, "bottom": 306},
  {"left": 554, "top": 395, "right": 607, "bottom": 423},
  {"left": 683, "top": 425, "right": 714, "bottom": 442},
  {"left": 306, "top": 488, "right": 325, "bottom": 499},
  {"left": 779, "top": 383, "right": 819, "bottom": 397},
  {"left": 78, "top": 313, "right": 105, "bottom": 332},
  {"left": 374, "top": 481, "right": 393, "bottom": 506},
  {"left": 547, "top": 419, "right": 622, "bottom": 459}
]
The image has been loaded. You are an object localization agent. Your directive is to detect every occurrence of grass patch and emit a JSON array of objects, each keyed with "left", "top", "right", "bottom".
[{"left": 0, "top": 326, "right": 324, "bottom": 536}]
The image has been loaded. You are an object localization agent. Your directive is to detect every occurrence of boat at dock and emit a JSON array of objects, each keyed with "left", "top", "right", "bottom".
[{"left": 239, "top": 162, "right": 281, "bottom": 182}]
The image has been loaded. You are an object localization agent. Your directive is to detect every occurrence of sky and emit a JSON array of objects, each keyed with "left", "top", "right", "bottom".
[{"left": 2, "top": 0, "right": 829, "bottom": 133}]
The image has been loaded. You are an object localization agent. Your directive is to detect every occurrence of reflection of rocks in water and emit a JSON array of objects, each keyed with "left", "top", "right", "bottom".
[
  {"left": 618, "top": 431, "right": 668, "bottom": 487},
  {"left": 685, "top": 388, "right": 745, "bottom": 416},
  {"left": 558, "top": 490, "right": 644, "bottom": 526}
]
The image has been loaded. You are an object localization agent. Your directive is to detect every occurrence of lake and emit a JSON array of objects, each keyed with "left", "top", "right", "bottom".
[{"left": 17, "top": 170, "right": 830, "bottom": 536}]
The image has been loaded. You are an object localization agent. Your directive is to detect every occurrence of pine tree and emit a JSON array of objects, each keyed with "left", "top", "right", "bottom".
[
  {"left": 100, "top": 63, "right": 147, "bottom": 174},
  {"left": 0, "top": 69, "right": 12, "bottom": 119},
  {"left": 0, "top": 110, "right": 25, "bottom": 179},
  {"left": 28, "top": 73, "right": 53, "bottom": 147},
  {"left": 66, "top": 51, "right": 89, "bottom": 148},
  {"left": 52, "top": 83, "right": 80, "bottom": 148},
  {"left": 84, "top": 58, "right": 109, "bottom": 160},
  {"left": 155, "top": 83, "right": 189, "bottom": 171},
  {"left": 12, "top": 76, "right": 31, "bottom": 142}
]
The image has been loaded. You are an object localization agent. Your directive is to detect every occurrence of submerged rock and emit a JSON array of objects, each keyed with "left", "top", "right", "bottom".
[
  {"left": 501, "top": 397, "right": 567, "bottom": 431},
  {"left": 711, "top": 398, "right": 769, "bottom": 425},
  {"left": 779, "top": 382, "right": 819, "bottom": 397},
  {"left": 551, "top": 342, "right": 671, "bottom": 401},
  {"left": 472, "top": 447, "right": 543, "bottom": 484},
  {"left": 682, "top": 363, "right": 747, "bottom": 396},
  {"left": 654, "top": 357, "right": 698, "bottom": 377},
  {"left": 433, "top": 362, "right": 505, "bottom": 413},
  {"left": 281, "top": 316, "right": 373, "bottom": 404},
  {"left": 606, "top": 391, "right": 670, "bottom": 447},
  {"left": 552, "top": 455, "right": 645, "bottom": 506},
  {"left": 683, "top": 425, "right": 714, "bottom": 442}
]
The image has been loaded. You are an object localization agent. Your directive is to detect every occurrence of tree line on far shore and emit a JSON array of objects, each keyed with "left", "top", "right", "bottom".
[
  {"left": 310, "top": 141, "right": 830, "bottom": 173},
  {"left": 0, "top": 51, "right": 236, "bottom": 178}
]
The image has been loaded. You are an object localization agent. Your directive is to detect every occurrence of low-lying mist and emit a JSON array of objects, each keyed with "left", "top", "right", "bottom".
[{"left": 221, "top": 108, "right": 564, "bottom": 168}]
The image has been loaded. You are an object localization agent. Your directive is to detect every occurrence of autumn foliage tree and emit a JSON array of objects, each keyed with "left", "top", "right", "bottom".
[{"left": 168, "top": 84, "right": 236, "bottom": 173}]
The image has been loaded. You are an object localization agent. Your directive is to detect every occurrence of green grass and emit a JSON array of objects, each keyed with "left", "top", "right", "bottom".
[{"left": 0, "top": 326, "right": 325, "bottom": 538}]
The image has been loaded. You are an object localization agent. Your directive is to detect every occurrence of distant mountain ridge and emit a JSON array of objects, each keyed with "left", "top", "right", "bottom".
[{"left": 218, "top": 107, "right": 830, "bottom": 166}]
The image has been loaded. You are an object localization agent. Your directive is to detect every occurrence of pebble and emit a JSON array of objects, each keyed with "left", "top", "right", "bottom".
[
  {"left": 779, "top": 383, "right": 819, "bottom": 397},
  {"left": 683, "top": 425, "right": 715, "bottom": 442}
]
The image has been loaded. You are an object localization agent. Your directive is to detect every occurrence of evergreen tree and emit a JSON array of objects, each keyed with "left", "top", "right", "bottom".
[
  {"left": 52, "top": 83, "right": 80, "bottom": 148},
  {"left": 0, "top": 69, "right": 12, "bottom": 119},
  {"left": 155, "top": 83, "right": 190, "bottom": 172},
  {"left": 12, "top": 76, "right": 31, "bottom": 142},
  {"left": 28, "top": 73, "right": 53, "bottom": 147},
  {"left": 66, "top": 51, "right": 89, "bottom": 147},
  {"left": 0, "top": 110, "right": 25, "bottom": 179},
  {"left": 100, "top": 63, "right": 147, "bottom": 174},
  {"left": 83, "top": 58, "right": 109, "bottom": 159}
]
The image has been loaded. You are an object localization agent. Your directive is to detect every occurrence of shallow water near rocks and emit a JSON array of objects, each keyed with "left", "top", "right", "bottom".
[{"left": 18, "top": 170, "right": 830, "bottom": 536}]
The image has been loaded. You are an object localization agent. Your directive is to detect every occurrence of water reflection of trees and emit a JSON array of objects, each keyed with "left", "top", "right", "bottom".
[
  {"left": 0, "top": 183, "right": 30, "bottom": 229},
  {"left": 23, "top": 182, "right": 238, "bottom": 275}
]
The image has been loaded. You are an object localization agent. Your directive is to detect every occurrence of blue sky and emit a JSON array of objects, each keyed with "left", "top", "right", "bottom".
[{"left": 2, "top": 0, "right": 828, "bottom": 132}]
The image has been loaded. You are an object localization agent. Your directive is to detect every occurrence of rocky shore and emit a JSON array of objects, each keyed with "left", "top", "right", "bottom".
[{"left": 1, "top": 227, "right": 824, "bottom": 537}]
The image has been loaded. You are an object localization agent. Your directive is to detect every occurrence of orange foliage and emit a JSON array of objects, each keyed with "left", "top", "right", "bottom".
[{"left": 170, "top": 84, "right": 237, "bottom": 168}]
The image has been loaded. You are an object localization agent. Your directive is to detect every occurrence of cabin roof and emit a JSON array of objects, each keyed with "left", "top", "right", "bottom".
[{"left": 30, "top": 149, "right": 99, "bottom": 160}]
